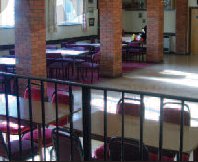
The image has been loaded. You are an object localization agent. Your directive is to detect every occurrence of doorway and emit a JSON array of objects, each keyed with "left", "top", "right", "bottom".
[{"left": 190, "top": 8, "right": 198, "bottom": 55}]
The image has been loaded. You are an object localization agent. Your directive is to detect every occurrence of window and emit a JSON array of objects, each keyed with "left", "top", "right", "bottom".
[
  {"left": 0, "top": 0, "right": 15, "bottom": 27},
  {"left": 57, "top": 0, "right": 83, "bottom": 25}
]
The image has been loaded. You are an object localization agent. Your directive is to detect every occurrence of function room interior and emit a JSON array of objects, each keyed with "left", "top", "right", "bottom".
[{"left": 0, "top": 0, "right": 198, "bottom": 161}]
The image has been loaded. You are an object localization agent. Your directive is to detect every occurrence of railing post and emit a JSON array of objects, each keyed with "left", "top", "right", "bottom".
[{"left": 82, "top": 87, "right": 92, "bottom": 161}]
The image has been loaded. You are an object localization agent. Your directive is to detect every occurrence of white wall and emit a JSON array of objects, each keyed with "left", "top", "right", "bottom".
[
  {"left": 122, "top": 10, "right": 176, "bottom": 33},
  {"left": 0, "top": 28, "right": 14, "bottom": 45},
  {"left": 189, "top": 0, "right": 198, "bottom": 6},
  {"left": 122, "top": 10, "right": 147, "bottom": 32},
  {"left": 122, "top": 10, "right": 176, "bottom": 52},
  {"left": 0, "top": 0, "right": 98, "bottom": 45}
]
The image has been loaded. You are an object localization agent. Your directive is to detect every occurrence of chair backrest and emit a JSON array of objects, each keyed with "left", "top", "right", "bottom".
[
  {"left": 52, "top": 128, "right": 83, "bottom": 161},
  {"left": 72, "top": 46, "right": 88, "bottom": 51},
  {"left": 2, "top": 55, "right": 15, "bottom": 58},
  {"left": 93, "top": 47, "right": 100, "bottom": 53},
  {"left": 92, "top": 52, "right": 101, "bottom": 64},
  {"left": 51, "top": 90, "right": 71, "bottom": 105},
  {"left": 46, "top": 45, "right": 58, "bottom": 50},
  {"left": 0, "top": 131, "right": 8, "bottom": 159},
  {"left": 46, "top": 53, "right": 62, "bottom": 59},
  {"left": 163, "top": 102, "right": 190, "bottom": 126},
  {"left": 61, "top": 41, "right": 76, "bottom": 48},
  {"left": 128, "top": 42, "right": 141, "bottom": 47},
  {"left": 24, "top": 83, "right": 41, "bottom": 101},
  {"left": 116, "top": 98, "right": 142, "bottom": 117},
  {"left": 9, "top": 49, "right": 15, "bottom": 55},
  {"left": 109, "top": 137, "right": 149, "bottom": 161},
  {"left": 0, "top": 64, "right": 7, "bottom": 72}
]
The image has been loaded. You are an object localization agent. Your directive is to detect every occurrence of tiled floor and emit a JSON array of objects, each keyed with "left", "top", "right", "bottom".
[{"left": 96, "top": 54, "right": 198, "bottom": 98}]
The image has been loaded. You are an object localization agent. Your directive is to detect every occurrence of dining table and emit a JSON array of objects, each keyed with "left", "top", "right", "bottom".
[
  {"left": 68, "top": 111, "right": 198, "bottom": 160},
  {"left": 75, "top": 42, "right": 128, "bottom": 48},
  {"left": 0, "top": 94, "right": 70, "bottom": 160},
  {"left": 0, "top": 58, "right": 16, "bottom": 66},
  {"left": 46, "top": 48, "right": 89, "bottom": 57}
]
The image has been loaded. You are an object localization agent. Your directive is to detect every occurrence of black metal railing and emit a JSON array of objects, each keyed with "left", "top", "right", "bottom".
[{"left": 0, "top": 72, "right": 197, "bottom": 161}]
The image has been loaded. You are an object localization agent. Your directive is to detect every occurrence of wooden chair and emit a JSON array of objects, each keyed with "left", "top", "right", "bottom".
[
  {"left": 52, "top": 127, "right": 83, "bottom": 161},
  {"left": 109, "top": 137, "right": 149, "bottom": 161}
]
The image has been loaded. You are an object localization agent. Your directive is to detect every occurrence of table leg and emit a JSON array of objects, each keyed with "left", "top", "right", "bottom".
[
  {"left": 38, "top": 125, "right": 43, "bottom": 161},
  {"left": 193, "top": 147, "right": 198, "bottom": 161}
]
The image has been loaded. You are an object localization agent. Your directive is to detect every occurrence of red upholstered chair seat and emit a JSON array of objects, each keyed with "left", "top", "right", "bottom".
[
  {"left": 163, "top": 108, "right": 190, "bottom": 126},
  {"left": 116, "top": 102, "right": 141, "bottom": 116},
  {"left": 24, "top": 87, "right": 41, "bottom": 101},
  {"left": 93, "top": 144, "right": 110, "bottom": 160},
  {"left": 149, "top": 152, "right": 190, "bottom": 161},
  {"left": 22, "top": 129, "right": 52, "bottom": 147},
  {"left": 149, "top": 152, "right": 174, "bottom": 161},
  {"left": 0, "top": 130, "right": 38, "bottom": 161}
]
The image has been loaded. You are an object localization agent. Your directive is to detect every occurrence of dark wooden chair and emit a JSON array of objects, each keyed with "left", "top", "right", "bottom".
[
  {"left": 109, "top": 137, "right": 149, "bottom": 161},
  {"left": 52, "top": 127, "right": 83, "bottom": 161}
]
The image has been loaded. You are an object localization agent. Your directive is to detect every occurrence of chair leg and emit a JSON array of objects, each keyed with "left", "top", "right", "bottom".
[
  {"left": 50, "top": 147, "right": 55, "bottom": 161},
  {"left": 91, "top": 68, "right": 93, "bottom": 83},
  {"left": 97, "top": 68, "right": 100, "bottom": 80}
]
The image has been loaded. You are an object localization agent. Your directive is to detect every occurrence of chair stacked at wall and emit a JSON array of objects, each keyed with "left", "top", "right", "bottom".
[
  {"left": 76, "top": 52, "right": 100, "bottom": 83},
  {"left": 109, "top": 137, "right": 149, "bottom": 161},
  {"left": 47, "top": 52, "right": 71, "bottom": 80},
  {"left": 93, "top": 97, "right": 142, "bottom": 160},
  {"left": 148, "top": 102, "right": 191, "bottom": 161},
  {"left": 0, "top": 130, "right": 38, "bottom": 161}
]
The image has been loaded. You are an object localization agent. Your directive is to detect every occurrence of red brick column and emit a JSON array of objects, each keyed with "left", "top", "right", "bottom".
[
  {"left": 99, "top": 0, "right": 122, "bottom": 77},
  {"left": 176, "top": 0, "right": 188, "bottom": 54},
  {"left": 146, "top": 0, "right": 164, "bottom": 63},
  {"left": 15, "top": 0, "right": 46, "bottom": 94}
]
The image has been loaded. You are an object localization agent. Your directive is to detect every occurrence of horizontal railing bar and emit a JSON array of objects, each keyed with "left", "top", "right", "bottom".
[{"left": 1, "top": 72, "right": 198, "bottom": 103}]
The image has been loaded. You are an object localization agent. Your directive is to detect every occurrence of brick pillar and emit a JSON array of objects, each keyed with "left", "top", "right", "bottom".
[
  {"left": 15, "top": 0, "right": 46, "bottom": 94},
  {"left": 146, "top": 0, "right": 164, "bottom": 63},
  {"left": 99, "top": 0, "right": 122, "bottom": 77},
  {"left": 176, "top": 0, "right": 188, "bottom": 54}
]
